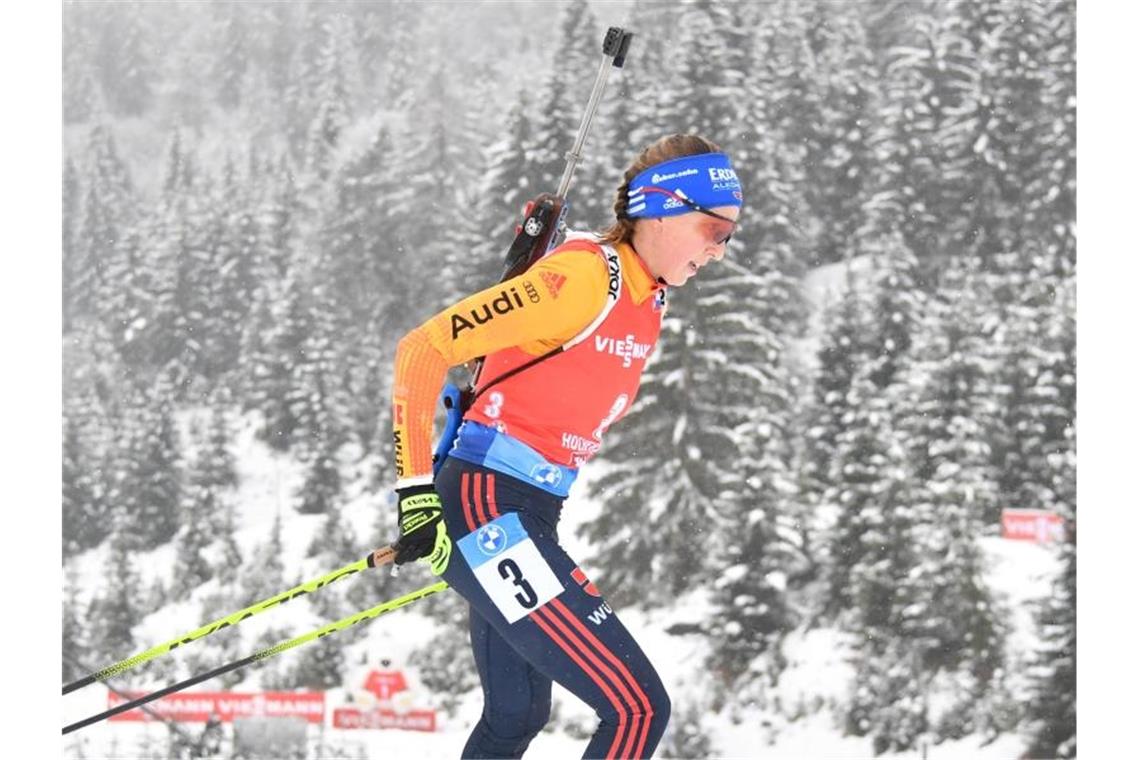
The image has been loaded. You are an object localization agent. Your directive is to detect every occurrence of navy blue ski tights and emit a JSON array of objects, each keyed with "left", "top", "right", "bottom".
[{"left": 434, "top": 457, "right": 671, "bottom": 759}]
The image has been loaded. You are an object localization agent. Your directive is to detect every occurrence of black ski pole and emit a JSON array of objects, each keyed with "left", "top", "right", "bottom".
[{"left": 63, "top": 579, "right": 448, "bottom": 735}]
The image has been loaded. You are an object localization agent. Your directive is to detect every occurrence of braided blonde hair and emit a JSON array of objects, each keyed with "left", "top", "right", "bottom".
[{"left": 597, "top": 134, "right": 724, "bottom": 246}]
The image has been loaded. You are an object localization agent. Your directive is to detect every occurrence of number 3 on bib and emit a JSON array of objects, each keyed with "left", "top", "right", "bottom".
[{"left": 457, "top": 512, "right": 564, "bottom": 623}]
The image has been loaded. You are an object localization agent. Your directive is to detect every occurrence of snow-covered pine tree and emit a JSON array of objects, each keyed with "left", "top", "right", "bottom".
[
  {"left": 297, "top": 423, "right": 345, "bottom": 520},
  {"left": 858, "top": 0, "right": 936, "bottom": 64},
  {"left": 114, "top": 126, "right": 198, "bottom": 370},
  {"left": 87, "top": 508, "right": 144, "bottom": 665},
  {"left": 156, "top": 149, "right": 235, "bottom": 391},
  {"left": 1013, "top": 271, "right": 1075, "bottom": 757},
  {"left": 174, "top": 402, "right": 236, "bottom": 556},
  {"left": 259, "top": 153, "right": 301, "bottom": 283},
  {"left": 253, "top": 3, "right": 295, "bottom": 115},
  {"left": 211, "top": 3, "right": 250, "bottom": 112},
  {"left": 951, "top": 0, "right": 1074, "bottom": 281},
  {"left": 378, "top": 0, "right": 423, "bottom": 112},
  {"left": 304, "top": 14, "right": 352, "bottom": 185},
  {"left": 383, "top": 71, "right": 475, "bottom": 324},
  {"left": 318, "top": 124, "right": 400, "bottom": 335},
  {"left": 208, "top": 162, "right": 262, "bottom": 379},
  {"left": 237, "top": 511, "right": 287, "bottom": 608},
  {"left": 861, "top": 231, "right": 925, "bottom": 391},
  {"left": 457, "top": 88, "right": 535, "bottom": 296},
  {"left": 111, "top": 381, "right": 184, "bottom": 549},
  {"left": 179, "top": 181, "right": 240, "bottom": 385},
  {"left": 1022, "top": 518, "right": 1076, "bottom": 758},
  {"left": 795, "top": 0, "right": 881, "bottom": 268},
  {"left": 110, "top": 223, "right": 159, "bottom": 370},
  {"left": 279, "top": 2, "right": 330, "bottom": 160},
  {"left": 350, "top": 3, "right": 388, "bottom": 108},
  {"left": 824, "top": 373, "right": 920, "bottom": 623},
  {"left": 887, "top": 257, "right": 1009, "bottom": 735},
  {"left": 730, "top": 37, "right": 811, "bottom": 336},
  {"left": 63, "top": 158, "right": 82, "bottom": 302},
  {"left": 864, "top": 5, "right": 980, "bottom": 274},
  {"left": 294, "top": 415, "right": 343, "bottom": 517},
  {"left": 803, "top": 268, "right": 875, "bottom": 503},
  {"left": 171, "top": 488, "right": 214, "bottom": 599},
  {"left": 63, "top": 391, "right": 110, "bottom": 553},
  {"left": 213, "top": 496, "right": 244, "bottom": 586},
  {"left": 342, "top": 328, "right": 390, "bottom": 462},
  {"left": 62, "top": 7, "right": 100, "bottom": 124},
  {"left": 1033, "top": 0, "right": 1076, "bottom": 276},
  {"left": 659, "top": 699, "right": 715, "bottom": 759},
  {"left": 250, "top": 272, "right": 313, "bottom": 452},
  {"left": 62, "top": 566, "right": 88, "bottom": 682},
  {"left": 658, "top": 0, "right": 750, "bottom": 147},
  {"left": 706, "top": 410, "right": 799, "bottom": 685},
  {"left": 901, "top": 256, "right": 1004, "bottom": 525},
  {"left": 989, "top": 271, "right": 1073, "bottom": 524},
  {"left": 846, "top": 635, "right": 930, "bottom": 755},
  {"left": 746, "top": 1, "right": 829, "bottom": 262},
  {"left": 199, "top": 402, "right": 238, "bottom": 490},
  {"left": 92, "top": 2, "right": 155, "bottom": 117},
  {"left": 239, "top": 154, "right": 301, "bottom": 414},
  {"left": 292, "top": 239, "right": 354, "bottom": 463},
  {"left": 67, "top": 123, "right": 135, "bottom": 331}
]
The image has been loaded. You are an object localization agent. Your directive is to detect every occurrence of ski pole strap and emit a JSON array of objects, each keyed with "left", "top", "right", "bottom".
[
  {"left": 63, "top": 580, "right": 450, "bottom": 735},
  {"left": 64, "top": 547, "right": 397, "bottom": 695}
]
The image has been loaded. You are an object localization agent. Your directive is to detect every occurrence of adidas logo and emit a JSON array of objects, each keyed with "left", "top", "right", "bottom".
[{"left": 540, "top": 270, "right": 566, "bottom": 298}]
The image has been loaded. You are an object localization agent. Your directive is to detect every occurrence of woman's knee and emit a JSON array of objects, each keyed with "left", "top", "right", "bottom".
[
  {"left": 488, "top": 691, "right": 550, "bottom": 739},
  {"left": 595, "top": 678, "right": 670, "bottom": 729}
]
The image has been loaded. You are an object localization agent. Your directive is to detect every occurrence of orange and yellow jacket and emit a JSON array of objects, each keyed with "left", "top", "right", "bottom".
[{"left": 392, "top": 237, "right": 666, "bottom": 492}]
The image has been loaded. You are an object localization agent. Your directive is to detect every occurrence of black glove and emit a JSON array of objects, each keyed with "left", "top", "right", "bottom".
[{"left": 394, "top": 484, "right": 451, "bottom": 575}]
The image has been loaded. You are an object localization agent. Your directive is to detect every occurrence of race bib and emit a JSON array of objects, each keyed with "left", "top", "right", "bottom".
[{"left": 457, "top": 512, "right": 564, "bottom": 624}]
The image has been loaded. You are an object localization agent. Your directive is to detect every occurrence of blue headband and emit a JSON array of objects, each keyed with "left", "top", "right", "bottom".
[{"left": 626, "top": 152, "right": 743, "bottom": 219}]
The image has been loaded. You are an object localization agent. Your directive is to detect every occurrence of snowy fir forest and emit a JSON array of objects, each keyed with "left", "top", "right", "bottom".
[{"left": 61, "top": 1, "right": 1075, "bottom": 758}]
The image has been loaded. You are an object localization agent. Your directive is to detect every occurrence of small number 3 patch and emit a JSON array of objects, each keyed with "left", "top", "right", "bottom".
[{"left": 457, "top": 512, "right": 564, "bottom": 624}]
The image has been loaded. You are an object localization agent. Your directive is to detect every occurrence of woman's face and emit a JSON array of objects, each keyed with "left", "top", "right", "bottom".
[{"left": 632, "top": 206, "right": 740, "bottom": 287}]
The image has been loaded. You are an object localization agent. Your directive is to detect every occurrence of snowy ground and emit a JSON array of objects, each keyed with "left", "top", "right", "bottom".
[{"left": 62, "top": 430, "right": 1061, "bottom": 759}]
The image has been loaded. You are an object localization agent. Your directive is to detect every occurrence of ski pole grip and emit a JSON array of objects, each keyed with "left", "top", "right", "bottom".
[{"left": 369, "top": 545, "right": 398, "bottom": 568}]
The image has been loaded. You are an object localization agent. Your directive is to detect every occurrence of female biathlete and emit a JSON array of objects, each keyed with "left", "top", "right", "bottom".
[{"left": 389, "top": 134, "right": 743, "bottom": 759}]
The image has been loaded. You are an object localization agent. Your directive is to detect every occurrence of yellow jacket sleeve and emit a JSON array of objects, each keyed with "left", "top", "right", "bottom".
[{"left": 392, "top": 249, "right": 608, "bottom": 486}]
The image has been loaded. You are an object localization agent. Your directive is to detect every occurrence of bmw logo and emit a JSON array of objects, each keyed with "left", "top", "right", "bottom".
[
  {"left": 530, "top": 464, "right": 563, "bottom": 487},
  {"left": 476, "top": 524, "right": 508, "bottom": 557}
]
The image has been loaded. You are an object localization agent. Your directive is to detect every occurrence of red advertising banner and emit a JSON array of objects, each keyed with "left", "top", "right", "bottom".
[
  {"left": 363, "top": 669, "right": 408, "bottom": 701},
  {"left": 332, "top": 707, "right": 437, "bottom": 732},
  {"left": 1001, "top": 509, "right": 1065, "bottom": 544},
  {"left": 107, "top": 691, "right": 326, "bottom": 724}
]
